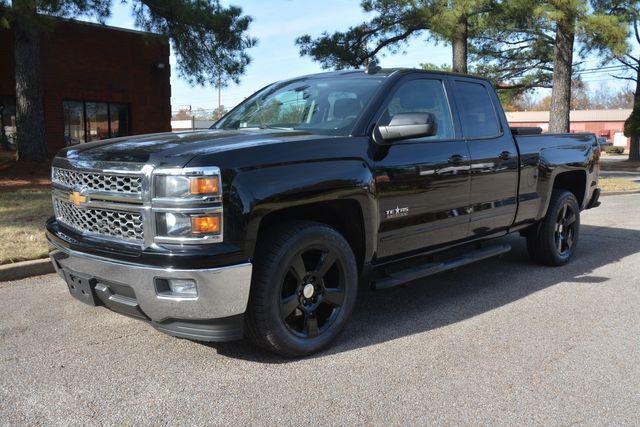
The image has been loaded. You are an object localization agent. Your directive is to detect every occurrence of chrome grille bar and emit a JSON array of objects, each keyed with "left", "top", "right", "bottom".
[
  {"left": 52, "top": 167, "right": 143, "bottom": 195},
  {"left": 53, "top": 197, "right": 144, "bottom": 242}
]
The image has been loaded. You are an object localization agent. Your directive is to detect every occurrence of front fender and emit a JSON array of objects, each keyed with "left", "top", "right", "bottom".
[{"left": 225, "top": 159, "right": 377, "bottom": 261}]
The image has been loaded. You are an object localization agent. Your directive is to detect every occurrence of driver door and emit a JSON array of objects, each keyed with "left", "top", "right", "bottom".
[{"left": 374, "top": 76, "right": 471, "bottom": 259}]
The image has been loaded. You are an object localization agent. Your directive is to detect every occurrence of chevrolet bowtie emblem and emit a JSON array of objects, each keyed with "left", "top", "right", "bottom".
[{"left": 69, "top": 191, "right": 87, "bottom": 206}]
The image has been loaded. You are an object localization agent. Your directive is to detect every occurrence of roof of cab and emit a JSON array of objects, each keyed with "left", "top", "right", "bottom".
[{"left": 297, "top": 68, "right": 491, "bottom": 83}]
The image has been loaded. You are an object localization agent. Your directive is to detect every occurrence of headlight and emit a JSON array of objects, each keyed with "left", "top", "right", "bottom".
[
  {"left": 156, "top": 212, "right": 221, "bottom": 238},
  {"left": 152, "top": 167, "right": 223, "bottom": 244},
  {"left": 155, "top": 175, "right": 220, "bottom": 198}
]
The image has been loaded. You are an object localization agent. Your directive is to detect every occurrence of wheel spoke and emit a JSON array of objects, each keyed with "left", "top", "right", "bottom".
[
  {"left": 315, "top": 250, "right": 337, "bottom": 278},
  {"left": 306, "top": 313, "right": 319, "bottom": 337},
  {"left": 323, "top": 288, "right": 345, "bottom": 307},
  {"left": 555, "top": 232, "right": 562, "bottom": 251},
  {"left": 560, "top": 204, "right": 567, "bottom": 221},
  {"left": 564, "top": 212, "right": 576, "bottom": 227},
  {"left": 290, "top": 254, "right": 306, "bottom": 283},
  {"left": 281, "top": 294, "right": 299, "bottom": 318},
  {"left": 566, "top": 231, "right": 574, "bottom": 249}
]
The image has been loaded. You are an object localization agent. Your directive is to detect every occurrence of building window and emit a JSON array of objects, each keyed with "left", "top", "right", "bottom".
[
  {"left": 110, "top": 103, "right": 130, "bottom": 138},
  {"left": 0, "top": 96, "right": 17, "bottom": 150},
  {"left": 63, "top": 101, "right": 130, "bottom": 146},
  {"left": 63, "top": 101, "right": 85, "bottom": 145}
]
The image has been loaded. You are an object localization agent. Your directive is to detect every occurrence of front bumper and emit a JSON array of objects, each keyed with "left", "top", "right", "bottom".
[{"left": 48, "top": 238, "right": 252, "bottom": 341}]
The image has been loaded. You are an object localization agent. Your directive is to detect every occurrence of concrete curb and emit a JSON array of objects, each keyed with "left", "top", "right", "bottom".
[
  {"left": 600, "top": 190, "right": 640, "bottom": 197},
  {"left": 0, "top": 258, "right": 54, "bottom": 282}
]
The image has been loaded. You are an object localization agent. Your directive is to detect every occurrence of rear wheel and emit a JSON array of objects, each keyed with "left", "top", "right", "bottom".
[
  {"left": 526, "top": 190, "right": 580, "bottom": 266},
  {"left": 245, "top": 221, "right": 357, "bottom": 356}
]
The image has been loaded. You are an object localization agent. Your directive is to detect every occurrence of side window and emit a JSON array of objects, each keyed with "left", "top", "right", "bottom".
[
  {"left": 382, "top": 79, "right": 454, "bottom": 140},
  {"left": 455, "top": 81, "right": 500, "bottom": 139}
]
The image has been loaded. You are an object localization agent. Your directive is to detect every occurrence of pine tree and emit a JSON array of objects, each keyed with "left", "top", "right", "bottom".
[
  {"left": 295, "top": 0, "right": 496, "bottom": 74},
  {"left": 476, "top": 0, "right": 627, "bottom": 133}
]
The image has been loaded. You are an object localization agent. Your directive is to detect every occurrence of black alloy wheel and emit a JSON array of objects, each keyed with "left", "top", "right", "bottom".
[
  {"left": 245, "top": 221, "right": 358, "bottom": 356},
  {"left": 526, "top": 189, "right": 580, "bottom": 266},
  {"left": 554, "top": 202, "right": 577, "bottom": 257},
  {"left": 279, "top": 245, "right": 346, "bottom": 338}
]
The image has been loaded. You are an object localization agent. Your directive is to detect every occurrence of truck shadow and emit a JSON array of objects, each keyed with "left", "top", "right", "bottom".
[{"left": 208, "top": 224, "right": 639, "bottom": 362}]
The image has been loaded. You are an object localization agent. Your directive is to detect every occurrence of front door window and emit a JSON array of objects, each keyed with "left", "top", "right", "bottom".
[{"left": 381, "top": 79, "right": 455, "bottom": 141}]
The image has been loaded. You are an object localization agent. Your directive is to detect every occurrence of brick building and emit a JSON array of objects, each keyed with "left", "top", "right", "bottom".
[
  {"left": 0, "top": 19, "right": 171, "bottom": 155},
  {"left": 505, "top": 109, "right": 631, "bottom": 149}
]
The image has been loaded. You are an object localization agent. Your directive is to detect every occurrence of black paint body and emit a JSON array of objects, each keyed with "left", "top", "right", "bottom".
[{"left": 47, "top": 69, "right": 600, "bottom": 273}]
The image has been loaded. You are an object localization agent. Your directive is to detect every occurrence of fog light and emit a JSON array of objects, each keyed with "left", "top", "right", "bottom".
[{"left": 155, "top": 278, "right": 198, "bottom": 298}]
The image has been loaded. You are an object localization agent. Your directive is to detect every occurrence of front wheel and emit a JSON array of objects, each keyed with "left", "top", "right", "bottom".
[
  {"left": 245, "top": 221, "right": 358, "bottom": 357},
  {"left": 526, "top": 190, "right": 580, "bottom": 266}
]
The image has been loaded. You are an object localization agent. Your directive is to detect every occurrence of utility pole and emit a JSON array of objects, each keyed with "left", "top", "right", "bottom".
[{"left": 217, "top": 65, "right": 222, "bottom": 119}]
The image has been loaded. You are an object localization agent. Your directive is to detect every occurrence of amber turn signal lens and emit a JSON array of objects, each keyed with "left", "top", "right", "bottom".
[
  {"left": 191, "top": 215, "right": 220, "bottom": 234},
  {"left": 189, "top": 177, "right": 219, "bottom": 195}
]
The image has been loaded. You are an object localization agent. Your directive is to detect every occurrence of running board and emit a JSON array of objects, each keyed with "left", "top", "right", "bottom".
[{"left": 372, "top": 243, "right": 512, "bottom": 290}]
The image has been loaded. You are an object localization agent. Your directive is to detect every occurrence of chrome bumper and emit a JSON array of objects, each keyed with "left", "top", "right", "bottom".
[{"left": 49, "top": 241, "right": 252, "bottom": 323}]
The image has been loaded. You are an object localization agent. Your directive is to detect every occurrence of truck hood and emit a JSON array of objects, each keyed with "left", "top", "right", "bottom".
[{"left": 55, "top": 129, "right": 333, "bottom": 168}]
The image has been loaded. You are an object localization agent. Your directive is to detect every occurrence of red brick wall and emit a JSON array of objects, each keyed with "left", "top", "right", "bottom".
[{"left": 0, "top": 20, "right": 171, "bottom": 154}]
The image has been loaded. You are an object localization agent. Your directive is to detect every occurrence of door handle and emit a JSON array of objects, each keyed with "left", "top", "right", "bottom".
[
  {"left": 448, "top": 154, "right": 465, "bottom": 165},
  {"left": 498, "top": 151, "right": 512, "bottom": 161}
]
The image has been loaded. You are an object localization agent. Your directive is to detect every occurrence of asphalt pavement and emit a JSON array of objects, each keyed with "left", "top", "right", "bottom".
[{"left": 1, "top": 194, "right": 639, "bottom": 425}]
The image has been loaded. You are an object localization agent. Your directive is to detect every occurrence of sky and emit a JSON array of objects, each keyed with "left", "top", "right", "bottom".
[{"left": 101, "top": 0, "right": 631, "bottom": 112}]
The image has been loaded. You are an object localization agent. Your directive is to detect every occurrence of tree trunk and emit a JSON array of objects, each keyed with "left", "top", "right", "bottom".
[
  {"left": 13, "top": 7, "right": 48, "bottom": 162},
  {"left": 630, "top": 72, "right": 640, "bottom": 162},
  {"left": 451, "top": 14, "right": 468, "bottom": 74},
  {"left": 548, "top": 16, "right": 575, "bottom": 133}
]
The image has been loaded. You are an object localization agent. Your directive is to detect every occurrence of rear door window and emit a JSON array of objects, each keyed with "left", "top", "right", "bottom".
[{"left": 455, "top": 81, "right": 501, "bottom": 139}]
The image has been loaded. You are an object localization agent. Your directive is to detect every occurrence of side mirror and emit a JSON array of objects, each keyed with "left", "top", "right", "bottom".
[{"left": 376, "top": 112, "right": 437, "bottom": 143}]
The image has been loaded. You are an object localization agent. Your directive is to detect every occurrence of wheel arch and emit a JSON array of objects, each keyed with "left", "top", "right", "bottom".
[
  {"left": 536, "top": 168, "right": 588, "bottom": 220},
  {"left": 253, "top": 199, "right": 369, "bottom": 273},
  {"left": 553, "top": 170, "right": 587, "bottom": 206}
]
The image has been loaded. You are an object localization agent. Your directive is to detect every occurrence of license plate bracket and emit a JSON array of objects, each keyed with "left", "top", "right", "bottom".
[{"left": 64, "top": 271, "right": 100, "bottom": 306}]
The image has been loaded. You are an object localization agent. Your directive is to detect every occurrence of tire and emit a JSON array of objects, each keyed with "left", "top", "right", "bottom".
[
  {"left": 245, "top": 221, "right": 358, "bottom": 357},
  {"left": 526, "top": 190, "right": 580, "bottom": 266}
]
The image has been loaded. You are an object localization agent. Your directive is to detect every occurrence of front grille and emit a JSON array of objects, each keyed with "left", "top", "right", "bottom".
[
  {"left": 53, "top": 198, "right": 144, "bottom": 242},
  {"left": 52, "top": 167, "right": 142, "bottom": 194}
]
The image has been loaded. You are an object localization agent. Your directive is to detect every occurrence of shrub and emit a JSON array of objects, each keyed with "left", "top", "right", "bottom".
[{"left": 604, "top": 146, "right": 625, "bottom": 155}]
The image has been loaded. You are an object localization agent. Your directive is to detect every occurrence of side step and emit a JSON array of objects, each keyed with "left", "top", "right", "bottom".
[{"left": 372, "top": 243, "right": 511, "bottom": 290}]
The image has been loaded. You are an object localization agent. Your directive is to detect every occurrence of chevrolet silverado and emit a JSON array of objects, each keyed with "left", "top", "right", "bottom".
[{"left": 47, "top": 68, "right": 601, "bottom": 356}]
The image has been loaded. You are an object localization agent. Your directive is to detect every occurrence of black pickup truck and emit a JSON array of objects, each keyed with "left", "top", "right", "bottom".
[{"left": 46, "top": 69, "right": 601, "bottom": 356}]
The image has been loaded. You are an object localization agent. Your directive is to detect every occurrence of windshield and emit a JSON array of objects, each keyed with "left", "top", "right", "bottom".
[{"left": 213, "top": 76, "right": 385, "bottom": 135}]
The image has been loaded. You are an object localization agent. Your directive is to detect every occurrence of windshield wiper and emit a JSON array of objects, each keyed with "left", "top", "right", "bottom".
[
  {"left": 257, "top": 124, "right": 293, "bottom": 130},
  {"left": 225, "top": 124, "right": 294, "bottom": 131}
]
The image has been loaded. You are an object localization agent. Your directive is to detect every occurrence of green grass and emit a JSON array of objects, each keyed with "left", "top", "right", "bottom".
[
  {"left": 599, "top": 177, "right": 640, "bottom": 193},
  {"left": 0, "top": 189, "right": 53, "bottom": 265}
]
